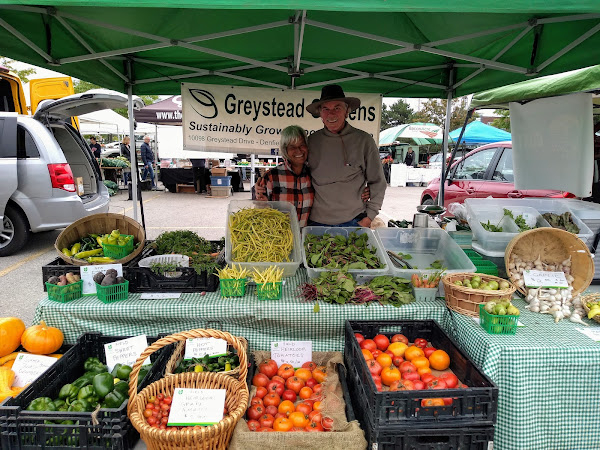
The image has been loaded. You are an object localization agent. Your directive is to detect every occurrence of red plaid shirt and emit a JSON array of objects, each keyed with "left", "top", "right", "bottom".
[{"left": 263, "top": 160, "right": 314, "bottom": 227}]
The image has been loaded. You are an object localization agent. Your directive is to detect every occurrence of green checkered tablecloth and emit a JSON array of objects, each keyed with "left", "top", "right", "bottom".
[
  {"left": 442, "top": 297, "right": 600, "bottom": 450},
  {"left": 33, "top": 269, "right": 446, "bottom": 351}
]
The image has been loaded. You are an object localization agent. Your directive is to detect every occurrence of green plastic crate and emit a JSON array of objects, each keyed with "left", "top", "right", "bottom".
[
  {"left": 463, "top": 249, "right": 483, "bottom": 260},
  {"left": 256, "top": 282, "right": 282, "bottom": 300},
  {"left": 101, "top": 234, "right": 134, "bottom": 259},
  {"left": 95, "top": 280, "right": 129, "bottom": 303},
  {"left": 46, "top": 280, "right": 83, "bottom": 303},
  {"left": 220, "top": 278, "right": 247, "bottom": 297},
  {"left": 479, "top": 304, "right": 518, "bottom": 335},
  {"left": 474, "top": 259, "right": 499, "bottom": 276}
]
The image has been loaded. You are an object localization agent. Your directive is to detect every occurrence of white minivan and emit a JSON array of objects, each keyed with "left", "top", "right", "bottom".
[{"left": 0, "top": 86, "right": 143, "bottom": 256}]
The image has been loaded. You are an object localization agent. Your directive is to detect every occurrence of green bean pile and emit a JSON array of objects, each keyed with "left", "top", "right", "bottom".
[{"left": 229, "top": 208, "right": 294, "bottom": 262}]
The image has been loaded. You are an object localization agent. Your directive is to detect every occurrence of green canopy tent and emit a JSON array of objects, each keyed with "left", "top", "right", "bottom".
[
  {"left": 1, "top": 1, "right": 600, "bottom": 212},
  {"left": 379, "top": 123, "right": 444, "bottom": 146}
]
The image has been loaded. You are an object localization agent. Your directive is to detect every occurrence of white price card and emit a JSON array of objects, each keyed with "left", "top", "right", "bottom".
[
  {"left": 167, "top": 388, "right": 225, "bottom": 426},
  {"left": 104, "top": 335, "right": 150, "bottom": 373},
  {"left": 80, "top": 264, "right": 123, "bottom": 295},
  {"left": 271, "top": 341, "right": 312, "bottom": 368},
  {"left": 184, "top": 338, "right": 227, "bottom": 360},
  {"left": 11, "top": 353, "right": 59, "bottom": 388},
  {"left": 140, "top": 293, "right": 182, "bottom": 299},
  {"left": 575, "top": 327, "right": 600, "bottom": 342},
  {"left": 523, "top": 270, "right": 569, "bottom": 288}
]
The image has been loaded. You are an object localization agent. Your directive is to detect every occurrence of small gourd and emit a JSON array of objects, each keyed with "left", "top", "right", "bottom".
[
  {"left": 20, "top": 321, "right": 64, "bottom": 355},
  {"left": 0, "top": 317, "right": 26, "bottom": 358}
]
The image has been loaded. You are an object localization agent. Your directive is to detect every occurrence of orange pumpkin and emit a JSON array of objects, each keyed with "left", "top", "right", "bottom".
[
  {"left": 20, "top": 321, "right": 64, "bottom": 355},
  {"left": 0, "top": 317, "right": 26, "bottom": 358}
]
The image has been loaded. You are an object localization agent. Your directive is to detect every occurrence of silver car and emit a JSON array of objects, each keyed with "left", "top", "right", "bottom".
[{"left": 0, "top": 90, "right": 143, "bottom": 256}]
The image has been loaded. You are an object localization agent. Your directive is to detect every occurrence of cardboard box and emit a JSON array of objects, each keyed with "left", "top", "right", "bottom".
[
  {"left": 211, "top": 167, "right": 228, "bottom": 176},
  {"left": 75, "top": 177, "right": 84, "bottom": 196}
]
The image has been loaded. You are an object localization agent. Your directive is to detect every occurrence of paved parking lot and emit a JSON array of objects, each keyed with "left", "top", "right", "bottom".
[{"left": 0, "top": 182, "right": 426, "bottom": 325}]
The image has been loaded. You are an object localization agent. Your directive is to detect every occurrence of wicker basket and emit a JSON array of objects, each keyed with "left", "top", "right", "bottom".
[
  {"left": 55, "top": 213, "right": 145, "bottom": 266},
  {"left": 127, "top": 329, "right": 248, "bottom": 450},
  {"left": 504, "top": 228, "right": 594, "bottom": 296},
  {"left": 442, "top": 272, "right": 516, "bottom": 317},
  {"left": 164, "top": 337, "right": 248, "bottom": 378},
  {"left": 581, "top": 293, "right": 600, "bottom": 324}
]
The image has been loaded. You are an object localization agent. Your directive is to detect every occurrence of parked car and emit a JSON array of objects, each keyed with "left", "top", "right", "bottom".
[
  {"left": 0, "top": 88, "right": 143, "bottom": 256},
  {"left": 427, "top": 152, "right": 451, "bottom": 169},
  {"left": 420, "top": 142, "right": 573, "bottom": 206}
]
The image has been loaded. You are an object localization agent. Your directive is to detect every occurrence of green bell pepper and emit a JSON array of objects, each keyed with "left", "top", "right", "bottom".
[
  {"left": 111, "top": 363, "right": 133, "bottom": 380},
  {"left": 113, "top": 380, "right": 129, "bottom": 397},
  {"left": 58, "top": 383, "right": 80, "bottom": 403},
  {"left": 72, "top": 372, "right": 95, "bottom": 389},
  {"left": 137, "top": 364, "right": 152, "bottom": 386},
  {"left": 77, "top": 385, "right": 99, "bottom": 405},
  {"left": 92, "top": 372, "right": 114, "bottom": 399},
  {"left": 26, "top": 397, "right": 56, "bottom": 411},
  {"left": 83, "top": 357, "right": 107, "bottom": 374},
  {"left": 52, "top": 399, "right": 69, "bottom": 412},
  {"left": 68, "top": 399, "right": 93, "bottom": 412},
  {"left": 102, "top": 390, "right": 126, "bottom": 409}
]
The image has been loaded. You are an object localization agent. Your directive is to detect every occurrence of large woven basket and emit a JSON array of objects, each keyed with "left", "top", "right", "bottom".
[
  {"left": 127, "top": 329, "right": 248, "bottom": 450},
  {"left": 504, "top": 228, "right": 594, "bottom": 296},
  {"left": 164, "top": 337, "right": 248, "bottom": 378},
  {"left": 55, "top": 212, "right": 145, "bottom": 265},
  {"left": 442, "top": 272, "right": 516, "bottom": 317}
]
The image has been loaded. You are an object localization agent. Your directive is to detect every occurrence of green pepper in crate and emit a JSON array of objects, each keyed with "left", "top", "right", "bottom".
[
  {"left": 83, "top": 357, "right": 107, "bottom": 374},
  {"left": 58, "top": 383, "right": 80, "bottom": 403},
  {"left": 72, "top": 372, "right": 95, "bottom": 389},
  {"left": 68, "top": 399, "right": 93, "bottom": 412},
  {"left": 111, "top": 363, "right": 132, "bottom": 380},
  {"left": 102, "top": 390, "right": 126, "bottom": 409},
  {"left": 92, "top": 372, "right": 114, "bottom": 399},
  {"left": 52, "top": 399, "right": 68, "bottom": 411},
  {"left": 113, "top": 380, "right": 129, "bottom": 397},
  {"left": 27, "top": 397, "right": 56, "bottom": 411},
  {"left": 77, "top": 385, "right": 99, "bottom": 404},
  {"left": 137, "top": 364, "right": 152, "bottom": 385}
]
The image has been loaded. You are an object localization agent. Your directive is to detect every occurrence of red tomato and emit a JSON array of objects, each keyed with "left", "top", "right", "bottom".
[
  {"left": 308, "top": 411, "right": 321, "bottom": 422},
  {"left": 265, "top": 405, "right": 278, "bottom": 416},
  {"left": 439, "top": 372, "right": 459, "bottom": 389},
  {"left": 414, "top": 338, "right": 428, "bottom": 349},
  {"left": 312, "top": 384, "right": 323, "bottom": 395},
  {"left": 255, "top": 386, "right": 268, "bottom": 399},
  {"left": 302, "top": 361, "right": 318, "bottom": 371},
  {"left": 423, "top": 347, "right": 437, "bottom": 358},
  {"left": 250, "top": 397, "right": 263, "bottom": 407},
  {"left": 391, "top": 334, "right": 409, "bottom": 344},
  {"left": 360, "top": 339, "right": 378, "bottom": 352},
  {"left": 281, "top": 389, "right": 297, "bottom": 403},
  {"left": 354, "top": 333, "right": 365, "bottom": 344},
  {"left": 305, "top": 377, "right": 318, "bottom": 389},
  {"left": 252, "top": 373, "right": 269, "bottom": 388},
  {"left": 371, "top": 349, "right": 382, "bottom": 359},
  {"left": 285, "top": 376, "right": 306, "bottom": 394},
  {"left": 399, "top": 361, "right": 417, "bottom": 373},
  {"left": 296, "top": 402, "right": 312, "bottom": 416},
  {"left": 262, "top": 393, "right": 281, "bottom": 408},
  {"left": 247, "top": 420, "right": 261, "bottom": 431},
  {"left": 413, "top": 380, "right": 426, "bottom": 390},
  {"left": 392, "top": 355, "right": 404, "bottom": 367},
  {"left": 373, "top": 334, "right": 390, "bottom": 351},
  {"left": 272, "top": 376, "right": 286, "bottom": 385},
  {"left": 367, "top": 359, "right": 383, "bottom": 377},
  {"left": 427, "top": 378, "right": 448, "bottom": 390},
  {"left": 258, "top": 359, "right": 278, "bottom": 378},
  {"left": 274, "top": 412, "right": 287, "bottom": 420},
  {"left": 267, "top": 381, "right": 284, "bottom": 397},
  {"left": 305, "top": 421, "right": 324, "bottom": 432},
  {"left": 390, "top": 379, "right": 415, "bottom": 391},
  {"left": 259, "top": 413, "right": 275, "bottom": 429},
  {"left": 302, "top": 399, "right": 315, "bottom": 410},
  {"left": 247, "top": 405, "right": 265, "bottom": 421},
  {"left": 277, "top": 364, "right": 295, "bottom": 380},
  {"left": 401, "top": 371, "right": 420, "bottom": 382}
]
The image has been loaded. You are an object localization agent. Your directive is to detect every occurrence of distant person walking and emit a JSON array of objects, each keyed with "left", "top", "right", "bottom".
[
  {"left": 89, "top": 136, "right": 102, "bottom": 159},
  {"left": 141, "top": 135, "right": 157, "bottom": 190},
  {"left": 120, "top": 136, "right": 131, "bottom": 185}
]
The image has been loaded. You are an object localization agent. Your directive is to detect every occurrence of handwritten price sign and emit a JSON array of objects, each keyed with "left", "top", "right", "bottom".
[
  {"left": 184, "top": 338, "right": 228, "bottom": 360},
  {"left": 271, "top": 341, "right": 312, "bottom": 368},
  {"left": 523, "top": 270, "right": 569, "bottom": 288},
  {"left": 104, "top": 335, "right": 150, "bottom": 372},
  {"left": 167, "top": 389, "right": 226, "bottom": 426}
]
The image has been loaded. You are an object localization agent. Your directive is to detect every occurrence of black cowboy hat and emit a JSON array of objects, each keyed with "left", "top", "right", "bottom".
[{"left": 306, "top": 84, "right": 361, "bottom": 116}]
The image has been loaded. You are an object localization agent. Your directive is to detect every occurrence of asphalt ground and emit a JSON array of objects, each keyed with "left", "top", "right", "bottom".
[{"left": 0, "top": 182, "right": 426, "bottom": 326}]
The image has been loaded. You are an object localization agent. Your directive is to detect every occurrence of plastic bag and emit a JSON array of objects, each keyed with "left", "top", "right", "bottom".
[{"left": 448, "top": 202, "right": 468, "bottom": 224}]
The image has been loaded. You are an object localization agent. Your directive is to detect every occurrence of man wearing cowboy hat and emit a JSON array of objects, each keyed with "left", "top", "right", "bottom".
[{"left": 303, "top": 84, "right": 386, "bottom": 227}]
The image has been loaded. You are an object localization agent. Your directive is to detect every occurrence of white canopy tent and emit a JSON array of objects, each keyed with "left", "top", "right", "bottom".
[{"left": 78, "top": 109, "right": 154, "bottom": 137}]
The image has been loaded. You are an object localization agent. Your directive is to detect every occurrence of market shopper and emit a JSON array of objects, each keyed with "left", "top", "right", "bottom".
[
  {"left": 120, "top": 136, "right": 131, "bottom": 185},
  {"left": 140, "top": 135, "right": 157, "bottom": 190},
  {"left": 89, "top": 136, "right": 102, "bottom": 159},
  {"left": 404, "top": 148, "right": 415, "bottom": 167}
]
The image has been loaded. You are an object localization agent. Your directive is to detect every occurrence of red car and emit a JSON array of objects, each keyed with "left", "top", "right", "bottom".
[{"left": 420, "top": 142, "right": 573, "bottom": 206}]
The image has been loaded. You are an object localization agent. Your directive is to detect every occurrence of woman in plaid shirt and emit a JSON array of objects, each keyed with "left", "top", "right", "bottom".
[{"left": 260, "top": 125, "right": 314, "bottom": 227}]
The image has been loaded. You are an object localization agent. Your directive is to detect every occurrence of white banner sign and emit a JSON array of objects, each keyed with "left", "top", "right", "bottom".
[{"left": 182, "top": 83, "right": 382, "bottom": 154}]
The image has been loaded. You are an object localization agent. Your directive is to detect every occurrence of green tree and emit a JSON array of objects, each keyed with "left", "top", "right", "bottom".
[
  {"left": 412, "top": 96, "right": 476, "bottom": 131},
  {"left": 381, "top": 99, "right": 414, "bottom": 130},
  {"left": 0, "top": 57, "right": 36, "bottom": 83},
  {"left": 73, "top": 79, "right": 158, "bottom": 117},
  {"left": 491, "top": 109, "right": 510, "bottom": 131}
]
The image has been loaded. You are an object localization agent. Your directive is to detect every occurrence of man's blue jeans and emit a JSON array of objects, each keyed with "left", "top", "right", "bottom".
[{"left": 142, "top": 165, "right": 156, "bottom": 188}]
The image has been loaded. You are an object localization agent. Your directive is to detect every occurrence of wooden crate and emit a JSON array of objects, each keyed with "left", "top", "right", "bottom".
[{"left": 176, "top": 184, "right": 196, "bottom": 193}]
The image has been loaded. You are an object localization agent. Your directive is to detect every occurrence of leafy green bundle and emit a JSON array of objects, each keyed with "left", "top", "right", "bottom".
[
  {"left": 152, "top": 231, "right": 220, "bottom": 273},
  {"left": 304, "top": 231, "right": 384, "bottom": 269}
]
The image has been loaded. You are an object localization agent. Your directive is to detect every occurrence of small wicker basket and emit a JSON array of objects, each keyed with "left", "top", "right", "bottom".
[
  {"left": 442, "top": 272, "right": 516, "bottom": 317},
  {"left": 55, "top": 212, "right": 145, "bottom": 266},
  {"left": 581, "top": 293, "right": 600, "bottom": 324},
  {"left": 128, "top": 329, "right": 248, "bottom": 450},
  {"left": 164, "top": 337, "right": 248, "bottom": 378},
  {"left": 504, "top": 228, "right": 594, "bottom": 296}
]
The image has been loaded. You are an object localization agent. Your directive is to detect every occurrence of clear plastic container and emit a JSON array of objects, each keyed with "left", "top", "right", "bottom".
[
  {"left": 466, "top": 203, "right": 550, "bottom": 253},
  {"left": 302, "top": 226, "right": 389, "bottom": 283},
  {"left": 225, "top": 200, "right": 302, "bottom": 278},
  {"left": 374, "top": 228, "right": 476, "bottom": 279}
]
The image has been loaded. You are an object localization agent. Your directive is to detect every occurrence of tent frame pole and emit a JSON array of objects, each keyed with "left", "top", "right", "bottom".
[
  {"left": 127, "top": 65, "right": 139, "bottom": 222},
  {"left": 438, "top": 66, "right": 454, "bottom": 207}
]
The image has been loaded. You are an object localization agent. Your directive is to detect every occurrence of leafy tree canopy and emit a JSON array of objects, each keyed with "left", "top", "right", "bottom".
[
  {"left": 0, "top": 57, "right": 36, "bottom": 83},
  {"left": 412, "top": 97, "right": 477, "bottom": 131},
  {"left": 381, "top": 99, "right": 414, "bottom": 130}
]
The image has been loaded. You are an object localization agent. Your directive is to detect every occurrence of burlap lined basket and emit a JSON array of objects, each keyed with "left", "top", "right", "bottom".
[
  {"left": 580, "top": 293, "right": 600, "bottom": 324},
  {"left": 55, "top": 212, "right": 145, "bottom": 265},
  {"left": 442, "top": 272, "right": 516, "bottom": 317},
  {"left": 127, "top": 329, "right": 249, "bottom": 450},
  {"left": 164, "top": 337, "right": 248, "bottom": 378},
  {"left": 504, "top": 227, "right": 594, "bottom": 296}
]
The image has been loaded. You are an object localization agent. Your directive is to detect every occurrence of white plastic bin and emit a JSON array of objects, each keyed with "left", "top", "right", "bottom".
[
  {"left": 374, "top": 228, "right": 476, "bottom": 279},
  {"left": 302, "top": 226, "right": 389, "bottom": 283},
  {"left": 225, "top": 200, "right": 302, "bottom": 277}
]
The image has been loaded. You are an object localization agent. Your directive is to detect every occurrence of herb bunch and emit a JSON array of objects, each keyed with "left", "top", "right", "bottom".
[{"left": 304, "top": 232, "right": 384, "bottom": 270}]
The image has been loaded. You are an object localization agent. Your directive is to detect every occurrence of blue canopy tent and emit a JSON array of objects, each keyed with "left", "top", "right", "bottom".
[{"left": 448, "top": 120, "right": 511, "bottom": 145}]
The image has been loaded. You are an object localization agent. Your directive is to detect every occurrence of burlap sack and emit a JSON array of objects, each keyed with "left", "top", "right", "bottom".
[{"left": 229, "top": 351, "right": 367, "bottom": 450}]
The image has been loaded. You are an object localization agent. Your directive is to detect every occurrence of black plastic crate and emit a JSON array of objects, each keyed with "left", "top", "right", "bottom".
[
  {"left": 125, "top": 240, "right": 223, "bottom": 293},
  {"left": 344, "top": 320, "right": 498, "bottom": 428},
  {"left": 0, "top": 332, "right": 176, "bottom": 450}
]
